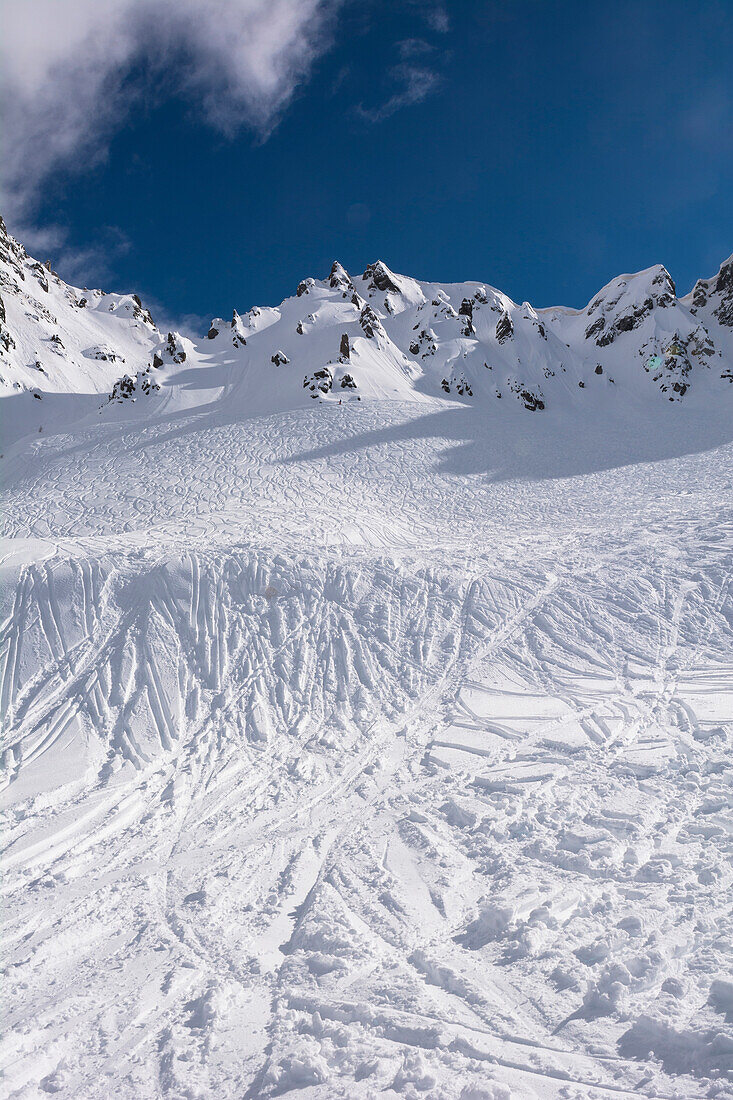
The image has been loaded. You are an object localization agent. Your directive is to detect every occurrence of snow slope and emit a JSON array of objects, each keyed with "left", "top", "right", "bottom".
[{"left": 2, "top": 220, "right": 733, "bottom": 1099}]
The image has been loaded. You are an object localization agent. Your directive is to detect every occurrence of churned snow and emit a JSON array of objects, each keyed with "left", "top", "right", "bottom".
[{"left": 1, "top": 221, "right": 733, "bottom": 1098}]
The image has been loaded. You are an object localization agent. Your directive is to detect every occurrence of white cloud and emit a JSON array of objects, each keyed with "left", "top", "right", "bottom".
[
  {"left": 0, "top": 0, "right": 340, "bottom": 222},
  {"left": 397, "top": 38, "right": 433, "bottom": 60},
  {"left": 357, "top": 62, "right": 440, "bottom": 124},
  {"left": 425, "top": 5, "right": 449, "bottom": 34}
]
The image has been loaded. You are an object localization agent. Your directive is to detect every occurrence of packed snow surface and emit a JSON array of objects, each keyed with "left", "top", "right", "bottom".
[{"left": 2, "top": 218, "right": 733, "bottom": 1098}]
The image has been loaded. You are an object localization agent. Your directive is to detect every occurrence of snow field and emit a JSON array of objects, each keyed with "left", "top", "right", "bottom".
[{"left": 2, "top": 481, "right": 732, "bottom": 1096}]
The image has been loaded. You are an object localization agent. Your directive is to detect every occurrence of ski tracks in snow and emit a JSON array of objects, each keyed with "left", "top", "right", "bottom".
[{"left": 2, "top": 405, "right": 733, "bottom": 1097}]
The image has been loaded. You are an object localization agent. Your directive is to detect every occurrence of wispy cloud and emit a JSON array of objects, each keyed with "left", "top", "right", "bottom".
[
  {"left": 0, "top": 0, "right": 341, "bottom": 225},
  {"left": 425, "top": 5, "right": 449, "bottom": 34},
  {"left": 397, "top": 38, "right": 433, "bottom": 60},
  {"left": 136, "top": 291, "right": 211, "bottom": 339},
  {"left": 17, "top": 221, "right": 133, "bottom": 290},
  {"left": 404, "top": 1, "right": 449, "bottom": 34},
  {"left": 357, "top": 61, "right": 440, "bottom": 123}
]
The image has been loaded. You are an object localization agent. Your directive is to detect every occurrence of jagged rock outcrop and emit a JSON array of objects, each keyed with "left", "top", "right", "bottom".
[
  {"left": 688, "top": 255, "right": 733, "bottom": 328},
  {"left": 359, "top": 305, "right": 384, "bottom": 340},
  {"left": 303, "top": 367, "right": 332, "bottom": 396},
  {"left": 363, "top": 261, "right": 401, "bottom": 295},
  {"left": 585, "top": 266, "right": 676, "bottom": 348},
  {"left": 495, "top": 312, "right": 513, "bottom": 343},
  {"left": 0, "top": 215, "right": 160, "bottom": 401},
  {"left": 0, "top": 212, "right": 730, "bottom": 418},
  {"left": 104, "top": 368, "right": 160, "bottom": 405},
  {"left": 329, "top": 262, "right": 354, "bottom": 296}
]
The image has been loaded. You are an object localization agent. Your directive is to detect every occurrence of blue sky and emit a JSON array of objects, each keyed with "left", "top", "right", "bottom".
[{"left": 2, "top": 0, "right": 732, "bottom": 331}]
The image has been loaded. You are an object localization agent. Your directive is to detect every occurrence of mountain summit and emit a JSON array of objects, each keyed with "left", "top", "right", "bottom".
[{"left": 1, "top": 216, "right": 731, "bottom": 445}]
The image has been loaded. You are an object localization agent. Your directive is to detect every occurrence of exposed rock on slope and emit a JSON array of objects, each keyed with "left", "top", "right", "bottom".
[
  {"left": 1, "top": 214, "right": 731, "bottom": 429},
  {"left": 0, "top": 215, "right": 159, "bottom": 401}
]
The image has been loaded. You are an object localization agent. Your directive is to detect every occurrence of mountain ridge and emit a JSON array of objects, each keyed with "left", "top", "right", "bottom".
[{"left": 1, "top": 215, "right": 731, "bottom": 447}]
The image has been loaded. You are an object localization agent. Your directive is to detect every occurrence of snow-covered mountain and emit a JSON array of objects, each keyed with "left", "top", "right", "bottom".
[
  {"left": 0, "top": 216, "right": 159, "bottom": 394},
  {"left": 1, "top": 214, "right": 731, "bottom": 442},
  {"left": 2, "top": 216, "right": 733, "bottom": 1100}
]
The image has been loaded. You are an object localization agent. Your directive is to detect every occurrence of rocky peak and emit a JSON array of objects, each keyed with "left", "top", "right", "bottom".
[
  {"left": 359, "top": 304, "right": 385, "bottom": 339},
  {"left": 329, "top": 262, "right": 353, "bottom": 294},
  {"left": 689, "top": 254, "right": 733, "bottom": 327},
  {"left": 584, "top": 265, "right": 677, "bottom": 347},
  {"left": 713, "top": 256, "right": 733, "bottom": 326},
  {"left": 362, "top": 261, "right": 401, "bottom": 295}
]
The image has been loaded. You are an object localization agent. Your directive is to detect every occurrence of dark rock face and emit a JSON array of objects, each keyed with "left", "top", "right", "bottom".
[
  {"left": 639, "top": 330, "right": 715, "bottom": 400},
  {"left": 296, "top": 278, "right": 315, "bottom": 297},
  {"left": 362, "top": 262, "right": 400, "bottom": 295},
  {"left": 139, "top": 375, "right": 159, "bottom": 396},
  {"left": 106, "top": 368, "right": 160, "bottom": 404},
  {"left": 339, "top": 333, "right": 350, "bottom": 361},
  {"left": 615, "top": 313, "right": 640, "bottom": 334},
  {"left": 495, "top": 312, "right": 514, "bottom": 343},
  {"left": 207, "top": 325, "right": 219, "bottom": 340},
  {"left": 329, "top": 262, "right": 354, "bottom": 295},
  {"left": 459, "top": 300, "right": 475, "bottom": 336},
  {"left": 166, "top": 332, "right": 186, "bottom": 363},
  {"left": 412, "top": 327, "right": 437, "bottom": 358},
  {"left": 113, "top": 375, "right": 135, "bottom": 399},
  {"left": 340, "top": 373, "right": 357, "bottom": 389},
  {"left": 590, "top": 268, "right": 676, "bottom": 347},
  {"left": 134, "top": 300, "right": 155, "bottom": 327},
  {"left": 152, "top": 352, "right": 164, "bottom": 369},
  {"left": 230, "top": 312, "right": 246, "bottom": 348},
  {"left": 303, "top": 367, "right": 333, "bottom": 396},
  {"left": 521, "top": 390, "right": 545, "bottom": 411},
  {"left": 271, "top": 350, "right": 290, "bottom": 366},
  {"left": 691, "top": 280, "right": 708, "bottom": 311},
  {"left": 29, "top": 261, "right": 49, "bottom": 293},
  {"left": 585, "top": 316, "right": 605, "bottom": 340},
  {"left": 0, "top": 288, "right": 14, "bottom": 352},
  {"left": 713, "top": 258, "right": 733, "bottom": 326},
  {"left": 359, "top": 305, "right": 383, "bottom": 340},
  {"left": 0, "top": 215, "right": 27, "bottom": 284},
  {"left": 440, "top": 373, "right": 473, "bottom": 397}
]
